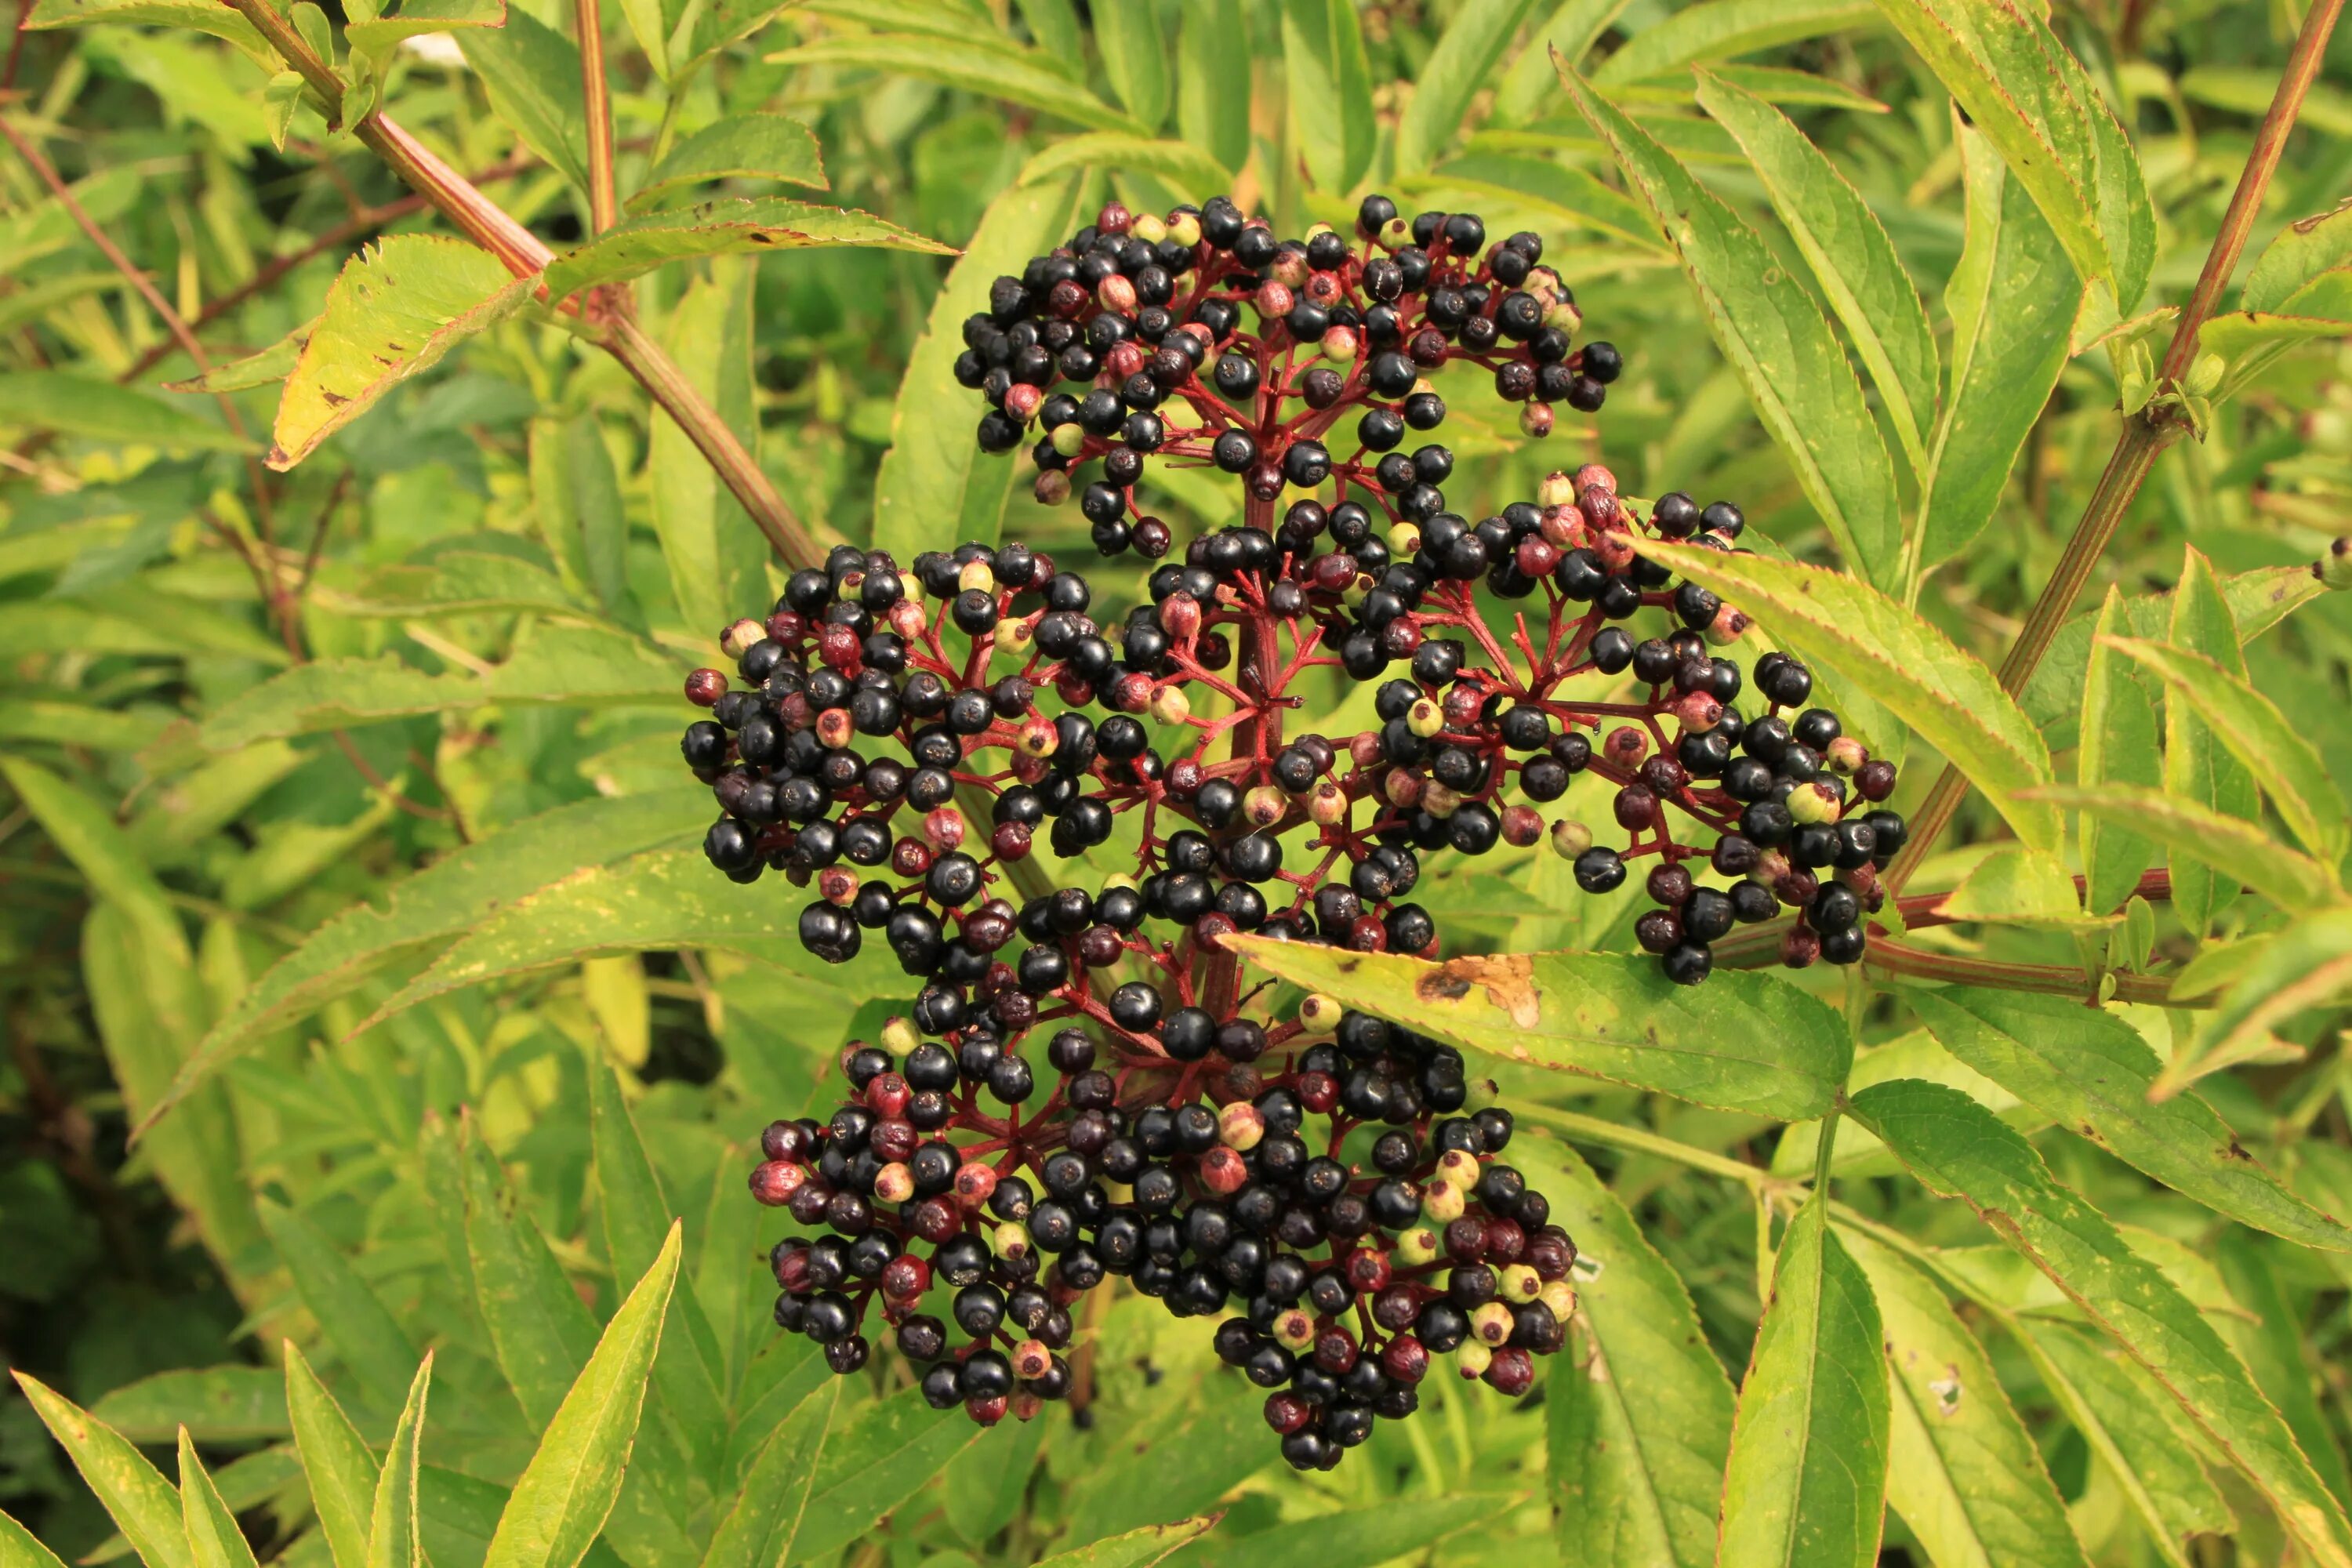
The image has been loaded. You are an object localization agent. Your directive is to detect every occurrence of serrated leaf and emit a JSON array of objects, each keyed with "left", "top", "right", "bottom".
[
  {"left": 483, "top": 1225, "right": 681, "bottom": 1568},
  {"left": 766, "top": 34, "right": 1139, "bottom": 132},
  {"left": 285, "top": 1344, "right": 377, "bottom": 1568},
  {"left": 1916, "top": 122, "right": 2082, "bottom": 575},
  {"left": 23, "top": 0, "right": 270, "bottom": 57},
  {"left": 1019, "top": 132, "right": 1232, "bottom": 190},
  {"left": 178, "top": 1435, "right": 260, "bottom": 1568},
  {"left": 1719, "top": 1192, "right": 1889, "bottom": 1568},
  {"left": 2018, "top": 1319, "right": 2231, "bottom": 1555},
  {"left": 1642, "top": 541, "right": 2059, "bottom": 851},
  {"left": 630, "top": 115, "right": 826, "bottom": 210},
  {"left": 1176, "top": 0, "right": 1249, "bottom": 173},
  {"left": 93, "top": 1369, "right": 286, "bottom": 1443},
  {"left": 1843, "top": 1232, "right": 2087, "bottom": 1568},
  {"left": 2107, "top": 636, "right": 2349, "bottom": 866},
  {"left": 2078, "top": 586, "right": 2161, "bottom": 915},
  {"left": 542, "top": 197, "right": 950, "bottom": 298},
  {"left": 790, "top": 1385, "right": 985, "bottom": 1560},
  {"left": 1284, "top": 0, "right": 1375, "bottom": 194},
  {"left": 1697, "top": 71, "right": 1936, "bottom": 473},
  {"left": 260, "top": 1200, "right": 420, "bottom": 1411},
  {"left": 1395, "top": 0, "right": 1541, "bottom": 172},
  {"left": 1905, "top": 987, "right": 2352, "bottom": 1250},
  {"left": 459, "top": 9, "right": 589, "bottom": 194},
  {"left": 1849, "top": 1079, "right": 2352, "bottom": 1568},
  {"left": 1531, "top": 1135, "right": 1731, "bottom": 1567},
  {"left": 12, "top": 1374, "right": 193, "bottom": 1568},
  {"left": 2024, "top": 783, "right": 2340, "bottom": 913},
  {"left": 1865, "top": 0, "right": 2152, "bottom": 309},
  {"left": 694, "top": 1383, "right": 837, "bottom": 1568},
  {"left": 873, "top": 170, "right": 1089, "bottom": 561},
  {"left": 2173, "top": 908, "right": 2352, "bottom": 1100},
  {"left": 1595, "top": 0, "right": 1876, "bottom": 82},
  {"left": 2216, "top": 1232, "right": 2352, "bottom": 1509},
  {"left": 344, "top": 0, "right": 504, "bottom": 78},
  {"left": 0, "top": 372, "right": 246, "bottom": 452},
  {"left": 366, "top": 1358, "right": 431, "bottom": 1568},
  {"left": 1556, "top": 67, "right": 1904, "bottom": 588},
  {"left": 269, "top": 237, "right": 534, "bottom": 470},
  {"left": 2244, "top": 200, "right": 2352, "bottom": 313},
  {"left": 1225, "top": 937, "right": 1851, "bottom": 1120}
]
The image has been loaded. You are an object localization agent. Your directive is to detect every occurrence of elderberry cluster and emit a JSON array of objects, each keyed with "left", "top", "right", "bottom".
[
  {"left": 960, "top": 192, "right": 1617, "bottom": 557},
  {"left": 751, "top": 998, "right": 1575, "bottom": 1467}
]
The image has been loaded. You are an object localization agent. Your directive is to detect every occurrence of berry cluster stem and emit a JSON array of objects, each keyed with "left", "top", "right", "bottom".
[{"left": 1885, "top": 0, "right": 2345, "bottom": 896}]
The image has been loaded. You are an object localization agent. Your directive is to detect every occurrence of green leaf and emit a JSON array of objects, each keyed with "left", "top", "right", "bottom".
[
  {"left": 765, "top": 34, "right": 1139, "bottom": 132},
  {"left": 2173, "top": 908, "right": 2352, "bottom": 1099},
  {"left": 1718, "top": 1192, "right": 1889, "bottom": 1568},
  {"left": 1531, "top": 1135, "right": 1732, "bottom": 1568},
  {"left": 644, "top": 259, "right": 766, "bottom": 641},
  {"left": 2107, "top": 635, "right": 2349, "bottom": 866},
  {"left": 1904, "top": 987, "right": 2352, "bottom": 1250},
  {"left": 1864, "top": 0, "right": 2152, "bottom": 309},
  {"left": 873, "top": 169, "right": 1090, "bottom": 561},
  {"left": 318, "top": 551, "right": 590, "bottom": 619},
  {"left": 1841, "top": 1233, "right": 2088, "bottom": 1568},
  {"left": 343, "top": 0, "right": 503, "bottom": 76},
  {"left": 459, "top": 10, "right": 590, "bottom": 194},
  {"left": 791, "top": 1385, "right": 985, "bottom": 1560},
  {"left": 1225, "top": 936, "right": 1851, "bottom": 1120},
  {"left": 0, "top": 1508, "right": 72, "bottom": 1568},
  {"left": 1394, "top": 0, "right": 1541, "bottom": 172},
  {"left": 1642, "top": 541, "right": 2060, "bottom": 851},
  {"left": 1039, "top": 1518, "right": 1223, "bottom": 1568},
  {"left": 1, "top": 757, "right": 181, "bottom": 949},
  {"left": 1094, "top": 0, "right": 1169, "bottom": 131},
  {"left": 0, "top": 597, "right": 290, "bottom": 666},
  {"left": 942, "top": 1419, "right": 1042, "bottom": 1548},
  {"left": 93, "top": 1368, "right": 286, "bottom": 1443},
  {"left": 694, "top": 1382, "right": 837, "bottom": 1568},
  {"left": 1696, "top": 70, "right": 1937, "bottom": 473},
  {"left": 1849, "top": 1078, "right": 2352, "bottom": 1568},
  {"left": 1013, "top": 0, "right": 1080, "bottom": 57},
  {"left": 1494, "top": 0, "right": 1634, "bottom": 121},
  {"left": 2163, "top": 548, "right": 2264, "bottom": 931},
  {"left": 630, "top": 116, "right": 826, "bottom": 210},
  {"left": 2218, "top": 1231, "right": 2352, "bottom": 1511},
  {"left": 165, "top": 325, "right": 310, "bottom": 394},
  {"left": 12, "top": 1373, "right": 193, "bottom": 1568},
  {"left": 1595, "top": 0, "right": 1876, "bottom": 82},
  {"left": 530, "top": 417, "right": 632, "bottom": 616},
  {"left": 1555, "top": 67, "right": 1904, "bottom": 588},
  {"left": 259, "top": 1199, "right": 421, "bottom": 1411},
  {"left": 1019, "top": 133, "right": 1232, "bottom": 191},
  {"left": 1283, "top": 0, "right": 1375, "bottom": 194},
  {"left": 0, "top": 372, "right": 246, "bottom": 452},
  {"left": 284, "top": 1343, "right": 378, "bottom": 1568},
  {"left": 542, "top": 198, "right": 950, "bottom": 298},
  {"left": 2077, "top": 587, "right": 2161, "bottom": 915},
  {"left": 23, "top": 0, "right": 270, "bottom": 60},
  {"left": 1185, "top": 1500, "right": 1496, "bottom": 1568},
  {"left": 269, "top": 236, "right": 533, "bottom": 470},
  {"left": 1933, "top": 846, "right": 2096, "bottom": 929},
  {"left": 151, "top": 789, "right": 703, "bottom": 1127},
  {"left": 2019, "top": 1319, "right": 2231, "bottom": 1556},
  {"left": 367, "top": 1358, "right": 431, "bottom": 1568},
  {"left": 2022, "top": 783, "right": 2340, "bottom": 913},
  {"left": 463, "top": 1131, "right": 601, "bottom": 1428},
  {"left": 1410, "top": 152, "right": 1667, "bottom": 253},
  {"left": 484, "top": 1225, "right": 681, "bottom": 1568},
  {"left": 2244, "top": 201, "right": 2352, "bottom": 313},
  {"left": 1915, "top": 122, "right": 2083, "bottom": 575},
  {"left": 178, "top": 1435, "right": 260, "bottom": 1568},
  {"left": 1175, "top": 0, "right": 1249, "bottom": 174},
  {"left": 1628, "top": 62, "right": 1889, "bottom": 113}
]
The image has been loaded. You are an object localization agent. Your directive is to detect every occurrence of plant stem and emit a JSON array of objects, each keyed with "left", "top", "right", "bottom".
[
  {"left": 1860, "top": 935, "right": 2192, "bottom": 1006},
  {"left": 575, "top": 0, "right": 619, "bottom": 235},
  {"left": 1883, "top": 0, "right": 2345, "bottom": 895}
]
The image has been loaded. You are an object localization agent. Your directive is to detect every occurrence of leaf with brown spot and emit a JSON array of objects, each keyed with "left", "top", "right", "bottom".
[{"left": 1227, "top": 937, "right": 1849, "bottom": 1120}]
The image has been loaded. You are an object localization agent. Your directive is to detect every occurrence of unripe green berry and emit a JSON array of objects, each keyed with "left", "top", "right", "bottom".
[{"left": 1549, "top": 818, "right": 1593, "bottom": 859}]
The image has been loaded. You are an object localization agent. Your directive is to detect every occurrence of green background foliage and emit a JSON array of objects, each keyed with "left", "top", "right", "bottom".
[{"left": 4, "top": 1, "right": 2352, "bottom": 1566}]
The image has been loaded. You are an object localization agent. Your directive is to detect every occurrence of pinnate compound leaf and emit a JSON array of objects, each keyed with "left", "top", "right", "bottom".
[
  {"left": 11, "top": 1374, "right": 192, "bottom": 1568},
  {"left": 2107, "top": 636, "right": 2349, "bottom": 865},
  {"left": 1555, "top": 65, "right": 1904, "bottom": 589},
  {"left": 1643, "top": 541, "right": 2059, "bottom": 851},
  {"left": 1840, "top": 1234, "right": 2087, "bottom": 1568},
  {"left": 1393, "top": 0, "right": 1541, "bottom": 172},
  {"left": 1904, "top": 987, "right": 2352, "bottom": 1250},
  {"left": 631, "top": 115, "right": 826, "bottom": 209},
  {"left": 1225, "top": 937, "right": 1850, "bottom": 1120},
  {"left": 2022, "top": 785, "right": 2340, "bottom": 913},
  {"left": 178, "top": 1436, "right": 260, "bottom": 1568},
  {"left": 695, "top": 1383, "right": 837, "bottom": 1568},
  {"left": 543, "top": 198, "right": 952, "bottom": 298},
  {"left": 368, "top": 1359, "right": 432, "bottom": 1568},
  {"left": 1594, "top": 0, "right": 1876, "bottom": 82},
  {"left": 484, "top": 1225, "right": 681, "bottom": 1568},
  {"left": 270, "top": 237, "right": 533, "bottom": 470},
  {"left": 284, "top": 1344, "right": 377, "bottom": 1568},
  {"left": 874, "top": 171, "right": 1090, "bottom": 563},
  {"left": 1718, "top": 1194, "right": 1889, "bottom": 1568},
  {"left": 1697, "top": 71, "right": 1937, "bottom": 471},
  {"left": 765, "top": 34, "right": 1138, "bottom": 132},
  {"left": 0, "top": 372, "right": 245, "bottom": 452},
  {"left": 1850, "top": 1078, "right": 2352, "bottom": 1568},
  {"left": 1531, "top": 1136, "right": 1732, "bottom": 1567}
]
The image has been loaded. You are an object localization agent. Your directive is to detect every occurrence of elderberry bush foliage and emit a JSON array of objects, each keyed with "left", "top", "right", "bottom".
[{"left": 962, "top": 193, "right": 1618, "bottom": 557}]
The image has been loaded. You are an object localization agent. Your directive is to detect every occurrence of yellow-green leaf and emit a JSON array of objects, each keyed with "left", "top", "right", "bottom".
[
  {"left": 367, "top": 1358, "right": 431, "bottom": 1568},
  {"left": 2078, "top": 586, "right": 2161, "bottom": 914},
  {"left": 543, "top": 197, "right": 950, "bottom": 299},
  {"left": 12, "top": 1374, "right": 192, "bottom": 1568},
  {"left": 631, "top": 115, "right": 827, "bottom": 209},
  {"left": 283, "top": 1344, "right": 377, "bottom": 1568}
]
